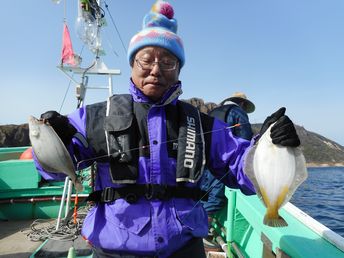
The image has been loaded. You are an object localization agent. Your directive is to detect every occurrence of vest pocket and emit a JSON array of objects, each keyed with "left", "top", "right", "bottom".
[
  {"left": 104, "top": 114, "right": 134, "bottom": 161},
  {"left": 104, "top": 114, "right": 139, "bottom": 183},
  {"left": 104, "top": 114, "right": 133, "bottom": 131}
]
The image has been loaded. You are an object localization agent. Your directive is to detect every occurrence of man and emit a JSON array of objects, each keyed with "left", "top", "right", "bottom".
[
  {"left": 34, "top": 1, "right": 300, "bottom": 257},
  {"left": 216, "top": 92, "right": 255, "bottom": 140},
  {"left": 199, "top": 92, "right": 255, "bottom": 249}
]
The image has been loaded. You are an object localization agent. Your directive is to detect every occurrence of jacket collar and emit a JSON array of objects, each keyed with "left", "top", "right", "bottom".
[{"left": 129, "top": 79, "right": 182, "bottom": 106}]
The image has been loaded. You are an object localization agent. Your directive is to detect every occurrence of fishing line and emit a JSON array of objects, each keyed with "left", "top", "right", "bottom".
[
  {"left": 103, "top": 0, "right": 128, "bottom": 54},
  {"left": 103, "top": 32, "right": 119, "bottom": 57},
  {"left": 62, "top": 0, "right": 67, "bottom": 23},
  {"left": 74, "top": 122, "right": 246, "bottom": 256},
  {"left": 172, "top": 168, "right": 233, "bottom": 253},
  {"left": 59, "top": 80, "right": 72, "bottom": 113},
  {"left": 74, "top": 122, "right": 249, "bottom": 256},
  {"left": 180, "top": 168, "right": 232, "bottom": 220},
  {"left": 75, "top": 59, "right": 97, "bottom": 108},
  {"left": 59, "top": 43, "right": 86, "bottom": 112},
  {"left": 75, "top": 123, "right": 248, "bottom": 170}
]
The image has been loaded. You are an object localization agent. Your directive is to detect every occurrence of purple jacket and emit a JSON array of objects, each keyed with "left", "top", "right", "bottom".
[{"left": 36, "top": 81, "right": 255, "bottom": 257}]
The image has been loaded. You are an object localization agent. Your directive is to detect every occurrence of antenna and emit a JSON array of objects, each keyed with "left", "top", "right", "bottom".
[{"left": 58, "top": 0, "right": 121, "bottom": 108}]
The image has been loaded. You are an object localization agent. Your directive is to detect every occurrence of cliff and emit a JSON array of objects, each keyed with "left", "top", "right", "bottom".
[
  {"left": 0, "top": 123, "right": 30, "bottom": 147},
  {"left": 1, "top": 97, "right": 343, "bottom": 166}
]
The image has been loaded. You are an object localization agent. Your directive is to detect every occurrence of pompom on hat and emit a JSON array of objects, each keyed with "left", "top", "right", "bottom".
[{"left": 128, "top": 1, "right": 185, "bottom": 67}]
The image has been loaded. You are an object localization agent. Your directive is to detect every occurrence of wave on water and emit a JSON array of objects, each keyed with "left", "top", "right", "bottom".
[{"left": 290, "top": 166, "right": 344, "bottom": 238}]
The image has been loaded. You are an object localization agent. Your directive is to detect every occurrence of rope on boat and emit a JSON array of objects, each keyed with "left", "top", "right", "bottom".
[{"left": 23, "top": 204, "right": 93, "bottom": 242}]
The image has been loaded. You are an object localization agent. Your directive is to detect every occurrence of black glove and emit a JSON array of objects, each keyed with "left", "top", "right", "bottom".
[
  {"left": 40, "top": 111, "right": 77, "bottom": 146},
  {"left": 260, "top": 107, "right": 300, "bottom": 147}
]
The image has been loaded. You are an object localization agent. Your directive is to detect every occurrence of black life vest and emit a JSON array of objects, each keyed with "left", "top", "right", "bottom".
[{"left": 86, "top": 94, "right": 205, "bottom": 184}]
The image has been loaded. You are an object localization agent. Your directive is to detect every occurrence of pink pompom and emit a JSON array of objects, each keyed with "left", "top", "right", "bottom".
[{"left": 153, "top": 1, "right": 174, "bottom": 19}]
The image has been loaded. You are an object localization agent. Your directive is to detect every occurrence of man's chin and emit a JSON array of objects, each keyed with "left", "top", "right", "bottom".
[
  {"left": 145, "top": 90, "right": 165, "bottom": 101},
  {"left": 143, "top": 85, "right": 166, "bottom": 97},
  {"left": 144, "top": 83, "right": 163, "bottom": 89}
]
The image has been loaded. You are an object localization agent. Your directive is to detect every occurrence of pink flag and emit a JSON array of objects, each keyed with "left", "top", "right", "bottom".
[{"left": 61, "top": 23, "right": 75, "bottom": 66}]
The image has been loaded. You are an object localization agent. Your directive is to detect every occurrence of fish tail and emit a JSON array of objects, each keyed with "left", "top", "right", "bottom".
[
  {"left": 263, "top": 214, "right": 288, "bottom": 227},
  {"left": 263, "top": 206, "right": 288, "bottom": 227},
  {"left": 263, "top": 186, "right": 289, "bottom": 227}
]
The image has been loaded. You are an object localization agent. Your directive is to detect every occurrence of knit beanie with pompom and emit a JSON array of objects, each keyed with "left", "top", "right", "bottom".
[{"left": 127, "top": 1, "right": 185, "bottom": 67}]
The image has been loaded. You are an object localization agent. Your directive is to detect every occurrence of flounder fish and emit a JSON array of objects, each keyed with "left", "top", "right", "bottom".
[
  {"left": 246, "top": 123, "right": 307, "bottom": 227},
  {"left": 28, "top": 115, "right": 84, "bottom": 192}
]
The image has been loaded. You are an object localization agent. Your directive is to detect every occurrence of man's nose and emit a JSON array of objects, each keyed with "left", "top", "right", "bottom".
[{"left": 150, "top": 62, "right": 162, "bottom": 75}]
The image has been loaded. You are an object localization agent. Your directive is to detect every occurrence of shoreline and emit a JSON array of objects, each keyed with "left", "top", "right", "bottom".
[{"left": 307, "top": 163, "right": 344, "bottom": 168}]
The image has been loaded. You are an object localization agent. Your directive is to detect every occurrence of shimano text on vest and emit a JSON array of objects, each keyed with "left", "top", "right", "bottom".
[{"left": 184, "top": 116, "right": 196, "bottom": 168}]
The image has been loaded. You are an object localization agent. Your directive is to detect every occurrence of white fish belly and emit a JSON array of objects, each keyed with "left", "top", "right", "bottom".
[
  {"left": 244, "top": 122, "right": 307, "bottom": 227},
  {"left": 254, "top": 140, "right": 296, "bottom": 205}
]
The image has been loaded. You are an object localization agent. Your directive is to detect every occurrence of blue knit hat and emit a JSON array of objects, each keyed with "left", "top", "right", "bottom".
[{"left": 128, "top": 1, "right": 185, "bottom": 67}]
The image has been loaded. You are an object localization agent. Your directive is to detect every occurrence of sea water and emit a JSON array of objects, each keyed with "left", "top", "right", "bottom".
[{"left": 290, "top": 166, "right": 344, "bottom": 238}]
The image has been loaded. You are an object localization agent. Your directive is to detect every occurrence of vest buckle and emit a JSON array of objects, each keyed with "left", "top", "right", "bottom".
[{"left": 101, "top": 187, "right": 114, "bottom": 203}]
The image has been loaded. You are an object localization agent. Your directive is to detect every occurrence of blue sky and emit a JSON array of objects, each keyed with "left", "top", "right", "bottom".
[{"left": 1, "top": 0, "right": 344, "bottom": 146}]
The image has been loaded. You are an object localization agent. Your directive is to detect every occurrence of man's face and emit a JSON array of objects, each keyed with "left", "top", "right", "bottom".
[{"left": 131, "top": 46, "right": 180, "bottom": 101}]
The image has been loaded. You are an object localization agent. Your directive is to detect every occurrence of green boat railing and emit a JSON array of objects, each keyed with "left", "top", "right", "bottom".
[
  {"left": 210, "top": 188, "right": 344, "bottom": 258},
  {"left": 0, "top": 146, "right": 92, "bottom": 220},
  {"left": 1, "top": 147, "right": 344, "bottom": 257},
  {"left": 0, "top": 146, "right": 30, "bottom": 161}
]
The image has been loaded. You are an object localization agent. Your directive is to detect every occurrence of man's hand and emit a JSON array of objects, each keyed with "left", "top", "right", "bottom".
[
  {"left": 40, "top": 111, "right": 76, "bottom": 145},
  {"left": 260, "top": 107, "right": 300, "bottom": 147}
]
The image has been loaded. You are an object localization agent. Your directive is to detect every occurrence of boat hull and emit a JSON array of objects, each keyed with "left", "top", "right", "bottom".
[{"left": 1, "top": 147, "right": 343, "bottom": 257}]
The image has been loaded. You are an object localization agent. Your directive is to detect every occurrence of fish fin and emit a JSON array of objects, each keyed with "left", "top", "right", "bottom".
[
  {"left": 74, "top": 180, "right": 84, "bottom": 193},
  {"left": 263, "top": 215, "right": 288, "bottom": 227},
  {"left": 277, "top": 186, "right": 289, "bottom": 208},
  {"left": 289, "top": 148, "right": 308, "bottom": 193},
  {"left": 259, "top": 187, "right": 270, "bottom": 208},
  {"left": 244, "top": 146, "right": 261, "bottom": 193}
]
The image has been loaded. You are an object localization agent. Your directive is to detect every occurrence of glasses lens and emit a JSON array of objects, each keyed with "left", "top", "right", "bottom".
[
  {"left": 160, "top": 60, "right": 177, "bottom": 70},
  {"left": 136, "top": 59, "right": 177, "bottom": 71}
]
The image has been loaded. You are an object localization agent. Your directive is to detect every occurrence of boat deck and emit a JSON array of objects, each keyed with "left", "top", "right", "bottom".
[
  {"left": 0, "top": 219, "right": 93, "bottom": 258},
  {"left": 0, "top": 219, "right": 225, "bottom": 258},
  {"left": 0, "top": 220, "right": 43, "bottom": 257}
]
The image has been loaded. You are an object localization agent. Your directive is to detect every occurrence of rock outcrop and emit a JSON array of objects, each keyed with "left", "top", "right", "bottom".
[{"left": 1, "top": 97, "right": 344, "bottom": 166}]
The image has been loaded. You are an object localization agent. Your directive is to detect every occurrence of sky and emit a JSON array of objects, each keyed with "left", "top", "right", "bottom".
[{"left": 1, "top": 0, "right": 344, "bottom": 146}]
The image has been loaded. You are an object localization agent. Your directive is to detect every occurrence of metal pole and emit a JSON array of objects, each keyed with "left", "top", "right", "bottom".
[
  {"left": 108, "top": 75, "right": 113, "bottom": 96},
  {"left": 65, "top": 180, "right": 73, "bottom": 218},
  {"left": 56, "top": 176, "right": 69, "bottom": 230}
]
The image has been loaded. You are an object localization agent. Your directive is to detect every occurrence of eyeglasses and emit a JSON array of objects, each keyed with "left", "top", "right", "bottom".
[{"left": 135, "top": 58, "right": 178, "bottom": 71}]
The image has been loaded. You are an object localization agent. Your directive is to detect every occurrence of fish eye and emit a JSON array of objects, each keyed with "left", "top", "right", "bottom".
[{"left": 31, "top": 130, "right": 39, "bottom": 137}]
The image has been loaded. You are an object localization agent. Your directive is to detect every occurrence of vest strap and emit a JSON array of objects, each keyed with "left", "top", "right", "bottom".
[{"left": 87, "top": 185, "right": 208, "bottom": 204}]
